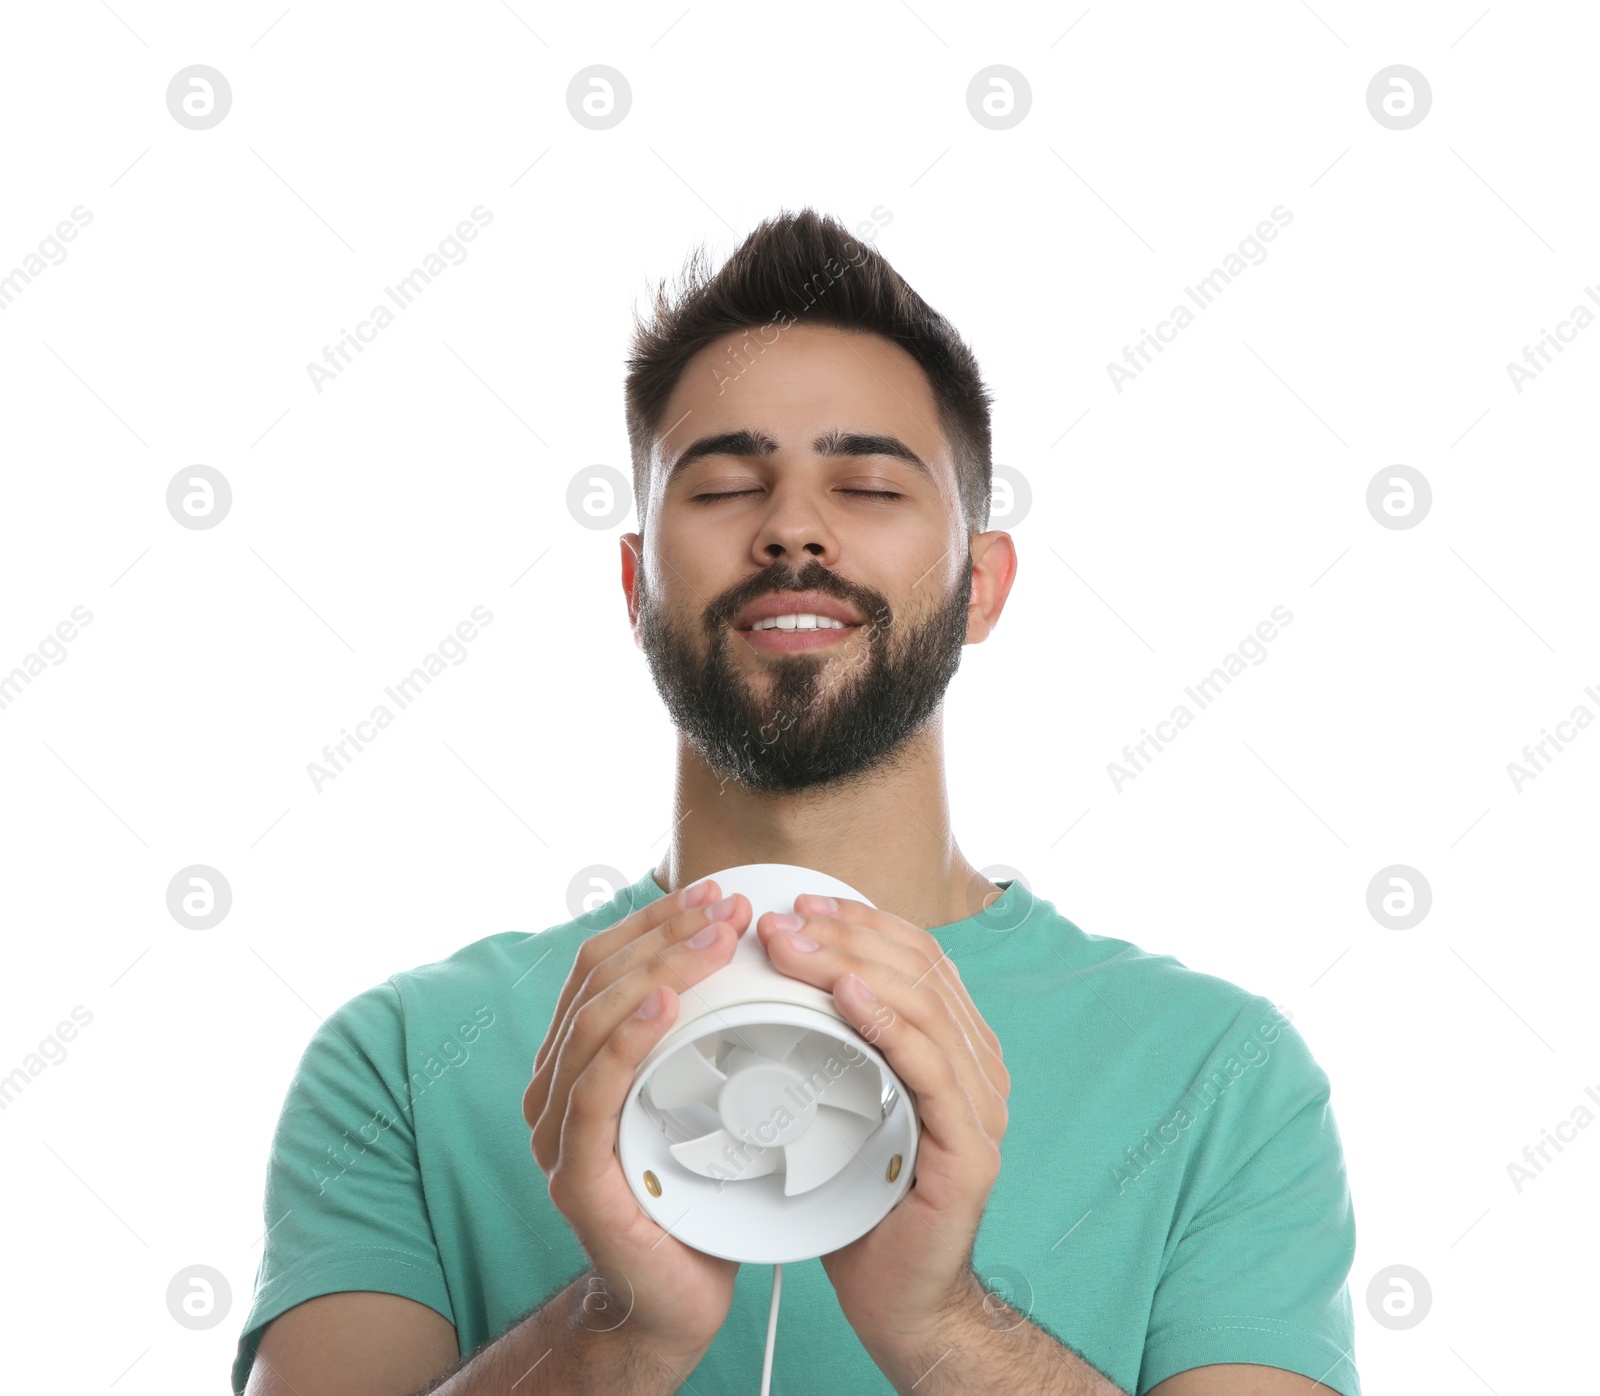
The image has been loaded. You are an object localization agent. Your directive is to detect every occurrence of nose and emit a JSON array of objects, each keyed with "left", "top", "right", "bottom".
[{"left": 751, "top": 484, "right": 839, "bottom": 567}]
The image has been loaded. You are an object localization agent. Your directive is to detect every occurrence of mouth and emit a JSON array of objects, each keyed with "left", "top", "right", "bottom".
[
  {"left": 735, "top": 614, "right": 863, "bottom": 653},
  {"left": 731, "top": 589, "right": 867, "bottom": 652}
]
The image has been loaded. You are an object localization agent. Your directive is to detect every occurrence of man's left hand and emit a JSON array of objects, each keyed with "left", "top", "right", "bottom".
[{"left": 756, "top": 891, "right": 1011, "bottom": 1358}]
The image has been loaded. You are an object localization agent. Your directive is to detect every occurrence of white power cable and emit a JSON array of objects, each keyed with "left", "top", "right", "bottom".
[{"left": 759, "top": 1262, "right": 783, "bottom": 1396}]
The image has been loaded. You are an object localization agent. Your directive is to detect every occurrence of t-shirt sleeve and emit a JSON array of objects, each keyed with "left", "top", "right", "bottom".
[
  {"left": 231, "top": 981, "right": 456, "bottom": 1395},
  {"left": 1137, "top": 1005, "right": 1361, "bottom": 1396}
]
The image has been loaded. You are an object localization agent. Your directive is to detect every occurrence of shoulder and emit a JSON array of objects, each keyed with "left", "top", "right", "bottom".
[
  {"left": 336, "top": 884, "right": 654, "bottom": 1056},
  {"left": 1028, "top": 896, "right": 1300, "bottom": 1038},
  {"left": 1018, "top": 896, "right": 1332, "bottom": 1109}
]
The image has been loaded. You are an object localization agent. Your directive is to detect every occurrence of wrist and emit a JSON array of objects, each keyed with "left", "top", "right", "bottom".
[
  {"left": 853, "top": 1269, "right": 987, "bottom": 1393},
  {"left": 560, "top": 1272, "right": 714, "bottom": 1376}
]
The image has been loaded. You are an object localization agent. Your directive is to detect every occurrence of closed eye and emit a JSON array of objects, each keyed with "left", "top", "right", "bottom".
[{"left": 692, "top": 489, "right": 903, "bottom": 503}]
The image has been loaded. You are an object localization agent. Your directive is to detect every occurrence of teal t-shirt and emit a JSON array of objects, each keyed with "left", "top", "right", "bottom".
[{"left": 232, "top": 869, "right": 1360, "bottom": 1395}]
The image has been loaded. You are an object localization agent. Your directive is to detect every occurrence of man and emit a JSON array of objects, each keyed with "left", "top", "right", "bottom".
[{"left": 234, "top": 209, "right": 1360, "bottom": 1395}]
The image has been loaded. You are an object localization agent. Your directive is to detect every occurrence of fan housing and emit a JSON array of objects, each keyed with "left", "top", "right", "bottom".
[{"left": 617, "top": 864, "right": 920, "bottom": 1265}]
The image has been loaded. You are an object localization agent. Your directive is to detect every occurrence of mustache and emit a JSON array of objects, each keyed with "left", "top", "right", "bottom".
[{"left": 705, "top": 561, "right": 889, "bottom": 631}]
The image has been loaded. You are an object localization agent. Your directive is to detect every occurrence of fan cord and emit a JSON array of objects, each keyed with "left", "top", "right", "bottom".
[{"left": 759, "top": 1262, "right": 783, "bottom": 1396}]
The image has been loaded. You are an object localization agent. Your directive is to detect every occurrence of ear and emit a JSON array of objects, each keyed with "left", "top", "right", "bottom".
[
  {"left": 620, "top": 532, "right": 644, "bottom": 644},
  {"left": 965, "top": 528, "right": 1018, "bottom": 644}
]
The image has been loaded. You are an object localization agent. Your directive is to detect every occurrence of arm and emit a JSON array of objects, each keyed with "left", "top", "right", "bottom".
[
  {"left": 1148, "top": 1366, "right": 1344, "bottom": 1394},
  {"left": 856, "top": 1267, "right": 1128, "bottom": 1396},
  {"left": 755, "top": 894, "right": 1123, "bottom": 1393},
  {"left": 243, "top": 1275, "right": 714, "bottom": 1396},
  {"left": 420, "top": 1270, "right": 713, "bottom": 1395},
  {"left": 861, "top": 1276, "right": 1340, "bottom": 1396},
  {"left": 244, "top": 1292, "right": 457, "bottom": 1396},
  {"left": 754, "top": 893, "right": 1125, "bottom": 1393},
  {"left": 242, "top": 877, "right": 755, "bottom": 1396}
]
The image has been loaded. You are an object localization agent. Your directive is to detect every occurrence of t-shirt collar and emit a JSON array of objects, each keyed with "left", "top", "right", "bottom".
[{"left": 627, "top": 867, "right": 1040, "bottom": 950}]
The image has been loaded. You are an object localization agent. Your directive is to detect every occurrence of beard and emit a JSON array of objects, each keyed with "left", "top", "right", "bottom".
[{"left": 634, "top": 550, "right": 974, "bottom": 795}]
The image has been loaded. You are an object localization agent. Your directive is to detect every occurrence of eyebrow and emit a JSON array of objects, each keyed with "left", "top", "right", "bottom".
[{"left": 663, "top": 428, "right": 935, "bottom": 490}]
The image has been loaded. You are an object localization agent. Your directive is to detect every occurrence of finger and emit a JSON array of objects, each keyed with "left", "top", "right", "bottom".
[
  {"left": 763, "top": 927, "right": 1007, "bottom": 1144},
  {"left": 833, "top": 971, "right": 1001, "bottom": 1176},
  {"left": 532, "top": 915, "right": 745, "bottom": 1169},
  {"left": 762, "top": 910, "right": 1009, "bottom": 1116},
  {"left": 534, "top": 880, "right": 716, "bottom": 1080},
  {"left": 547, "top": 982, "right": 684, "bottom": 1231},
  {"left": 533, "top": 876, "right": 721, "bottom": 1080},
  {"left": 792, "top": 895, "right": 1005, "bottom": 1066},
  {"left": 762, "top": 909, "right": 993, "bottom": 1063},
  {"left": 529, "top": 892, "right": 750, "bottom": 1136}
]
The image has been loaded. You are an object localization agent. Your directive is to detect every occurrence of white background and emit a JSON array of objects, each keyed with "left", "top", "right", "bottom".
[{"left": 2, "top": 1, "right": 1596, "bottom": 1391}]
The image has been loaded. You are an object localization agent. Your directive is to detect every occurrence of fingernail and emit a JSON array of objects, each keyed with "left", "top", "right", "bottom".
[
  {"left": 679, "top": 880, "right": 713, "bottom": 907},
  {"left": 687, "top": 923, "right": 720, "bottom": 950},
  {"left": 770, "top": 912, "right": 803, "bottom": 932},
  {"left": 787, "top": 931, "right": 820, "bottom": 952},
  {"left": 847, "top": 973, "right": 877, "bottom": 1000},
  {"left": 634, "top": 988, "right": 663, "bottom": 1019},
  {"left": 706, "top": 895, "right": 736, "bottom": 921},
  {"left": 799, "top": 894, "right": 838, "bottom": 914}
]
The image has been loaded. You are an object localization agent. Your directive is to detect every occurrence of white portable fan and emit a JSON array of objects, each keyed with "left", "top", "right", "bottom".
[{"left": 617, "top": 863, "right": 921, "bottom": 1267}]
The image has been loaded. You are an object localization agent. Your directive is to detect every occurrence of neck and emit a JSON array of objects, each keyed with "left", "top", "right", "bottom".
[{"left": 650, "top": 713, "right": 992, "bottom": 932}]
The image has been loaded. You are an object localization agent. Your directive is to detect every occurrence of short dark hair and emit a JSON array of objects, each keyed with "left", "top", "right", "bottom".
[{"left": 624, "top": 207, "right": 994, "bottom": 533}]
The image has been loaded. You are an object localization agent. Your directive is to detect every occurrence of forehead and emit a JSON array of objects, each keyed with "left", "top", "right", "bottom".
[{"left": 653, "top": 324, "right": 950, "bottom": 475}]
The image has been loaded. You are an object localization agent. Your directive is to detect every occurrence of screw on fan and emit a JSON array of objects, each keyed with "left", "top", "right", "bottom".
[{"left": 645, "top": 1021, "right": 887, "bottom": 1196}]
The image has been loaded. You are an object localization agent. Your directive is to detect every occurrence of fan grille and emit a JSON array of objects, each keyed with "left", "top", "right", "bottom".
[{"left": 643, "top": 1022, "right": 889, "bottom": 1196}]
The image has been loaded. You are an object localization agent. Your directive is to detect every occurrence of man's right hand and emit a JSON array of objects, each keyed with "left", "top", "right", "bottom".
[{"left": 522, "top": 876, "right": 753, "bottom": 1368}]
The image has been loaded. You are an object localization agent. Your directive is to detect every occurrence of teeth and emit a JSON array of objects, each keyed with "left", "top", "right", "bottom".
[{"left": 750, "top": 613, "right": 848, "bottom": 631}]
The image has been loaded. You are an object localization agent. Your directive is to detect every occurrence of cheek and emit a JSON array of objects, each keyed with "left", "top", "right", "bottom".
[
  {"left": 650, "top": 526, "right": 725, "bottom": 609},
  {"left": 872, "top": 516, "right": 961, "bottom": 585}
]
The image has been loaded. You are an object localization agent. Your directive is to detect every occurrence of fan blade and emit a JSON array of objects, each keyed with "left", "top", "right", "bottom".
[
  {"left": 781, "top": 1104, "right": 878, "bottom": 1196},
  {"left": 792, "top": 1034, "right": 884, "bottom": 1121},
  {"left": 669, "top": 1127, "right": 778, "bottom": 1181},
  {"left": 648, "top": 1041, "right": 727, "bottom": 1110},
  {"left": 727, "top": 1022, "right": 809, "bottom": 1062}
]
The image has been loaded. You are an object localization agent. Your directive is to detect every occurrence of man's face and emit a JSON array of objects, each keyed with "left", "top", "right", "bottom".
[{"left": 623, "top": 323, "right": 979, "bottom": 795}]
